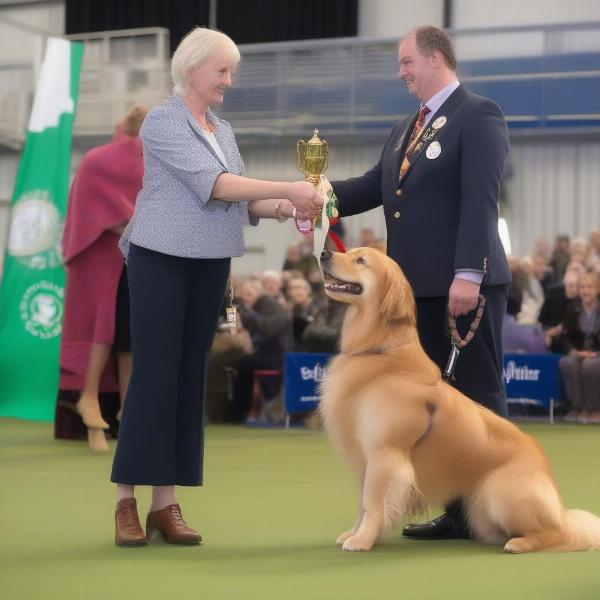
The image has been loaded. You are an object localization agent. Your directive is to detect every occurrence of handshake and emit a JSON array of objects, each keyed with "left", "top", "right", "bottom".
[
  {"left": 281, "top": 180, "right": 326, "bottom": 221},
  {"left": 269, "top": 175, "right": 337, "bottom": 228}
]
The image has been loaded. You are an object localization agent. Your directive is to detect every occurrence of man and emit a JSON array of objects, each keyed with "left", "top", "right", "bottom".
[{"left": 330, "top": 26, "right": 511, "bottom": 540}]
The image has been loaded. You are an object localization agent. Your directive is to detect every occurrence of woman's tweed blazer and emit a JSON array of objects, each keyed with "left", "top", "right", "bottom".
[{"left": 121, "top": 94, "right": 255, "bottom": 259}]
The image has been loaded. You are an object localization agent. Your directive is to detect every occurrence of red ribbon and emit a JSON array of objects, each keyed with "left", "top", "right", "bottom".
[{"left": 327, "top": 230, "right": 346, "bottom": 252}]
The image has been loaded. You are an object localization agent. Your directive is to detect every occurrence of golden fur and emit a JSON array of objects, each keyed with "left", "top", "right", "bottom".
[{"left": 319, "top": 247, "right": 600, "bottom": 553}]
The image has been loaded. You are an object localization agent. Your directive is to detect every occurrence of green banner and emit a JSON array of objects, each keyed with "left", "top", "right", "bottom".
[{"left": 0, "top": 39, "right": 83, "bottom": 421}]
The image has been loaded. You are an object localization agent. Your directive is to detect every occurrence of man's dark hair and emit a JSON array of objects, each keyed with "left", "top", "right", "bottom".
[{"left": 412, "top": 26, "right": 457, "bottom": 71}]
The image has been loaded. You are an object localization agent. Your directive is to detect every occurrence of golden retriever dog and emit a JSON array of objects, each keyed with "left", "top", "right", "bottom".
[{"left": 319, "top": 247, "right": 600, "bottom": 553}]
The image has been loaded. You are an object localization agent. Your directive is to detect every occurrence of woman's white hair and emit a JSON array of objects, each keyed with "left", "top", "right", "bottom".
[{"left": 171, "top": 27, "right": 240, "bottom": 96}]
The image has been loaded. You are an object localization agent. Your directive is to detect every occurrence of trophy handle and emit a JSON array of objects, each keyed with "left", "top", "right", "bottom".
[{"left": 323, "top": 143, "right": 329, "bottom": 174}]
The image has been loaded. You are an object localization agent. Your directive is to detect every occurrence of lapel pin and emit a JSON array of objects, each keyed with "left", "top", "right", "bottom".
[
  {"left": 426, "top": 141, "right": 442, "bottom": 159},
  {"left": 432, "top": 116, "right": 447, "bottom": 129}
]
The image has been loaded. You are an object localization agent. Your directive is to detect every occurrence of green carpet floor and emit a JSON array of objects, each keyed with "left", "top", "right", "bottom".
[{"left": 1, "top": 419, "right": 599, "bottom": 600}]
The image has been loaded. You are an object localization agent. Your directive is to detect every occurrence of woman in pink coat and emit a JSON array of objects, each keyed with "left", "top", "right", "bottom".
[{"left": 55, "top": 105, "right": 147, "bottom": 451}]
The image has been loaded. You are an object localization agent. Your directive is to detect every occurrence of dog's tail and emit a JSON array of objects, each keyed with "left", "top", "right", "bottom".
[{"left": 561, "top": 509, "right": 600, "bottom": 551}]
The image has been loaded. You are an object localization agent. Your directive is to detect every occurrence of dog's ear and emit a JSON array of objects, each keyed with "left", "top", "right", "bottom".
[{"left": 381, "top": 268, "right": 416, "bottom": 323}]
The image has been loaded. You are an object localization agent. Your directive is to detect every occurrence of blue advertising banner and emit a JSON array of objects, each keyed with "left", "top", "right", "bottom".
[
  {"left": 284, "top": 352, "right": 332, "bottom": 414},
  {"left": 503, "top": 353, "right": 562, "bottom": 408},
  {"left": 283, "top": 352, "right": 563, "bottom": 419}
]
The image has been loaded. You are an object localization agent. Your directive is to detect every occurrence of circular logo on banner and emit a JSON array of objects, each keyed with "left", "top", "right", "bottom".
[
  {"left": 19, "top": 281, "right": 64, "bottom": 339},
  {"left": 8, "top": 190, "right": 63, "bottom": 269}
]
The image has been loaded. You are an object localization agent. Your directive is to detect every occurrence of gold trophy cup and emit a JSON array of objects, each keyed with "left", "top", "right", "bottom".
[
  {"left": 296, "top": 130, "right": 338, "bottom": 232},
  {"left": 297, "top": 129, "right": 329, "bottom": 184}
]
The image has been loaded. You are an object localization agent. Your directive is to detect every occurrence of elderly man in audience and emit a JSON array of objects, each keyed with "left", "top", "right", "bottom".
[
  {"left": 286, "top": 277, "right": 321, "bottom": 349},
  {"left": 558, "top": 271, "right": 600, "bottom": 424},
  {"left": 230, "top": 278, "right": 290, "bottom": 422},
  {"left": 261, "top": 270, "right": 286, "bottom": 307},
  {"left": 518, "top": 255, "right": 546, "bottom": 324}
]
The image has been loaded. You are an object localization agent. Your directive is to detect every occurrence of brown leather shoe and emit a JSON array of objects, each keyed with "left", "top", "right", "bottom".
[
  {"left": 115, "top": 498, "right": 147, "bottom": 547},
  {"left": 146, "top": 504, "right": 202, "bottom": 545}
]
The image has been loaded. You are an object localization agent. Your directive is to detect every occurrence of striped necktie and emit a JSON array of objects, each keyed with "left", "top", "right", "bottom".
[{"left": 399, "top": 105, "right": 431, "bottom": 180}]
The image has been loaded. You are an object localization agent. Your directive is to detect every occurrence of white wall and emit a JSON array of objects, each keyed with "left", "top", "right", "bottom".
[
  {"left": 359, "top": 0, "right": 443, "bottom": 38},
  {"left": 0, "top": 1, "right": 64, "bottom": 62},
  {"left": 358, "top": 0, "right": 600, "bottom": 36},
  {"left": 452, "top": 0, "right": 600, "bottom": 29},
  {"left": 505, "top": 140, "right": 600, "bottom": 256}
]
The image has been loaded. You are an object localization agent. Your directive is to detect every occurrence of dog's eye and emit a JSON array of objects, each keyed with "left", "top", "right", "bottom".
[{"left": 356, "top": 257, "right": 367, "bottom": 265}]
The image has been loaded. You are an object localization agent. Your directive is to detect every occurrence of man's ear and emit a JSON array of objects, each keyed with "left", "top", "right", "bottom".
[{"left": 430, "top": 50, "right": 442, "bottom": 69}]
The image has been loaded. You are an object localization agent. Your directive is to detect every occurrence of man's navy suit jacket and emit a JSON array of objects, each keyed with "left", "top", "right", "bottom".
[{"left": 332, "top": 85, "right": 512, "bottom": 298}]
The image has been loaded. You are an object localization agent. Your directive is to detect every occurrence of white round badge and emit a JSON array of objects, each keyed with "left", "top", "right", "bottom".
[
  {"left": 432, "top": 116, "right": 447, "bottom": 130},
  {"left": 426, "top": 141, "right": 442, "bottom": 159}
]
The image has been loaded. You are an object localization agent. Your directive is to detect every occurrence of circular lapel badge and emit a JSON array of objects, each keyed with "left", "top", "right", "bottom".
[
  {"left": 426, "top": 141, "right": 442, "bottom": 159},
  {"left": 432, "top": 116, "right": 447, "bottom": 130}
]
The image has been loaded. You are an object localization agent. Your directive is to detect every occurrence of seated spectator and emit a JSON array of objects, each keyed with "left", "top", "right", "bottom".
[
  {"left": 549, "top": 234, "right": 570, "bottom": 286},
  {"left": 590, "top": 229, "right": 600, "bottom": 261},
  {"left": 569, "top": 237, "right": 589, "bottom": 267},
  {"left": 206, "top": 315, "right": 252, "bottom": 423},
  {"left": 301, "top": 299, "right": 347, "bottom": 353},
  {"left": 558, "top": 271, "right": 600, "bottom": 424},
  {"left": 229, "top": 279, "right": 291, "bottom": 422},
  {"left": 282, "top": 242, "right": 302, "bottom": 271},
  {"left": 261, "top": 270, "right": 286, "bottom": 307},
  {"left": 518, "top": 255, "right": 545, "bottom": 324},
  {"left": 508, "top": 255, "right": 528, "bottom": 303},
  {"left": 282, "top": 238, "right": 317, "bottom": 276},
  {"left": 287, "top": 277, "right": 321, "bottom": 349},
  {"left": 533, "top": 253, "right": 554, "bottom": 296},
  {"left": 539, "top": 270, "right": 578, "bottom": 352},
  {"left": 502, "top": 295, "right": 547, "bottom": 354}
]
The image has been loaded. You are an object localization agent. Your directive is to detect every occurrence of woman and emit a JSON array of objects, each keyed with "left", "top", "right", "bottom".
[
  {"left": 56, "top": 104, "right": 147, "bottom": 452},
  {"left": 111, "top": 27, "right": 322, "bottom": 546},
  {"left": 558, "top": 271, "right": 600, "bottom": 424}
]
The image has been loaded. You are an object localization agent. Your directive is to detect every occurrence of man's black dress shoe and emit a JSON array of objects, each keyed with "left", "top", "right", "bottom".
[{"left": 402, "top": 513, "right": 470, "bottom": 540}]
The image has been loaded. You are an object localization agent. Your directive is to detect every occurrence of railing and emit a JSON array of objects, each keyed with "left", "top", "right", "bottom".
[
  {"left": 66, "top": 28, "right": 171, "bottom": 138},
  {"left": 222, "top": 21, "right": 600, "bottom": 139},
  {"left": 0, "top": 21, "right": 599, "bottom": 149},
  {"left": 0, "top": 25, "right": 171, "bottom": 148}
]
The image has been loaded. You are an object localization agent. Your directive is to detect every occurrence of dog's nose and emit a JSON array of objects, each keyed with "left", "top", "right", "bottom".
[{"left": 321, "top": 249, "right": 333, "bottom": 262}]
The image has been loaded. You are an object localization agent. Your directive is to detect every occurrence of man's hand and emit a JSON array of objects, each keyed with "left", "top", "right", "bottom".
[{"left": 448, "top": 277, "right": 480, "bottom": 317}]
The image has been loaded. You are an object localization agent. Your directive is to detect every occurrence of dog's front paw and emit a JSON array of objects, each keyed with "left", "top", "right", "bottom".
[
  {"left": 504, "top": 537, "right": 529, "bottom": 554},
  {"left": 336, "top": 530, "right": 355, "bottom": 545},
  {"left": 342, "top": 535, "right": 373, "bottom": 552}
]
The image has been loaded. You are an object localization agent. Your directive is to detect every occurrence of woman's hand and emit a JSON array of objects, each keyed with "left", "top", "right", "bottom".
[{"left": 288, "top": 181, "right": 324, "bottom": 219}]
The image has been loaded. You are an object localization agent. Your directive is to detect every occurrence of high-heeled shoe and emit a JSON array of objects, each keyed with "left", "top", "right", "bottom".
[
  {"left": 146, "top": 504, "right": 202, "bottom": 545},
  {"left": 87, "top": 428, "right": 109, "bottom": 452},
  {"left": 76, "top": 395, "right": 109, "bottom": 429}
]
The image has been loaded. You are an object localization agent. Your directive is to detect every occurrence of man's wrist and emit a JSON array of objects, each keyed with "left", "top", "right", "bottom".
[{"left": 454, "top": 270, "right": 484, "bottom": 286}]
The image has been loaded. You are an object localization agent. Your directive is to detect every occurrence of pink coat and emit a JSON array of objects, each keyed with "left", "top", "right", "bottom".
[{"left": 59, "top": 133, "right": 143, "bottom": 391}]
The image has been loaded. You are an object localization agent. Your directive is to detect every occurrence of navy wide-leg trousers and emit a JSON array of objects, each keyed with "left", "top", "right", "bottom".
[{"left": 111, "top": 244, "right": 230, "bottom": 486}]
